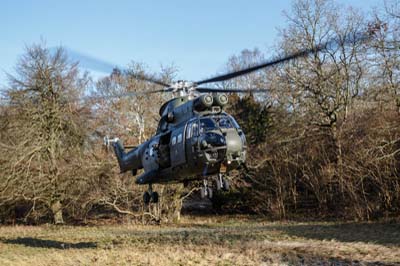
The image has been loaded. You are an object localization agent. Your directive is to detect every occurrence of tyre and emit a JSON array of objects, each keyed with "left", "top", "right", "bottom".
[
  {"left": 151, "top": 191, "right": 159, "bottom": 203},
  {"left": 200, "top": 187, "right": 206, "bottom": 198},
  {"left": 216, "top": 179, "right": 222, "bottom": 190},
  {"left": 207, "top": 187, "right": 213, "bottom": 199},
  {"left": 222, "top": 179, "right": 230, "bottom": 191},
  {"left": 143, "top": 191, "right": 151, "bottom": 204}
]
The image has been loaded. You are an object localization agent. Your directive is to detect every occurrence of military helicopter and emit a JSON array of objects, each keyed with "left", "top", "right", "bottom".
[{"left": 97, "top": 31, "right": 371, "bottom": 204}]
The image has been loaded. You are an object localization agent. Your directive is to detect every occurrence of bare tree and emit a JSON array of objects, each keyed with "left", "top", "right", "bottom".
[
  {"left": 0, "top": 44, "right": 97, "bottom": 224},
  {"left": 369, "top": 1, "right": 400, "bottom": 112},
  {"left": 277, "top": 0, "right": 367, "bottom": 193}
]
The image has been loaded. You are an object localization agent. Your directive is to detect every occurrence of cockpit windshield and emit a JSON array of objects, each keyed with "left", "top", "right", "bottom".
[
  {"left": 199, "top": 116, "right": 241, "bottom": 132},
  {"left": 213, "top": 116, "right": 233, "bottom": 128},
  {"left": 200, "top": 118, "right": 217, "bottom": 133}
]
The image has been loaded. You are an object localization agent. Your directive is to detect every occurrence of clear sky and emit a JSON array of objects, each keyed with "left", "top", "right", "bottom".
[{"left": 0, "top": 0, "right": 380, "bottom": 88}]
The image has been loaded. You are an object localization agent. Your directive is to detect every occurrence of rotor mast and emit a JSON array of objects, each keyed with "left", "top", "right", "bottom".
[{"left": 170, "top": 80, "right": 198, "bottom": 99}]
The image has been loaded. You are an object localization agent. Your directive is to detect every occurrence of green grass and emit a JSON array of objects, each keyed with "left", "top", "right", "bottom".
[{"left": 0, "top": 216, "right": 399, "bottom": 265}]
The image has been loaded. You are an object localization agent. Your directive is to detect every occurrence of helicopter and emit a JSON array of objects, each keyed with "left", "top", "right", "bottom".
[{"left": 98, "top": 31, "right": 372, "bottom": 204}]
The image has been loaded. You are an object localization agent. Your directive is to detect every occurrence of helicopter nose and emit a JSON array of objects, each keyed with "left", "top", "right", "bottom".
[
  {"left": 200, "top": 132, "right": 227, "bottom": 162},
  {"left": 201, "top": 132, "right": 226, "bottom": 149},
  {"left": 225, "top": 130, "right": 243, "bottom": 159}
]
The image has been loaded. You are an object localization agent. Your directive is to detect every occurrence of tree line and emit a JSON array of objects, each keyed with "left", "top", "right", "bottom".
[{"left": 0, "top": 0, "right": 398, "bottom": 224}]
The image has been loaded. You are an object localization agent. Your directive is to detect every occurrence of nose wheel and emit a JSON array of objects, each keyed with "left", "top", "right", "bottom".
[
  {"left": 143, "top": 184, "right": 159, "bottom": 204},
  {"left": 200, "top": 179, "right": 213, "bottom": 199},
  {"left": 216, "top": 173, "right": 230, "bottom": 191}
]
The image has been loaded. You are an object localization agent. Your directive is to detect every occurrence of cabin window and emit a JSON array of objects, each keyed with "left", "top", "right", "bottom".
[
  {"left": 186, "top": 123, "right": 192, "bottom": 139},
  {"left": 172, "top": 136, "right": 176, "bottom": 145},
  {"left": 177, "top": 133, "right": 183, "bottom": 143},
  {"left": 192, "top": 121, "right": 199, "bottom": 136}
]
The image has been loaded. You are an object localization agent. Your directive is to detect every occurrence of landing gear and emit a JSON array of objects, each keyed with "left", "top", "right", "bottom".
[
  {"left": 201, "top": 174, "right": 230, "bottom": 199},
  {"left": 216, "top": 173, "right": 230, "bottom": 191},
  {"left": 200, "top": 179, "right": 213, "bottom": 199},
  {"left": 143, "top": 184, "right": 159, "bottom": 204},
  {"left": 151, "top": 191, "right": 159, "bottom": 203},
  {"left": 143, "top": 191, "right": 151, "bottom": 204}
]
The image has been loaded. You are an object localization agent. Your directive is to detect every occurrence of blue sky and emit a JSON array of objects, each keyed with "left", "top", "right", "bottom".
[{"left": 0, "top": 0, "right": 380, "bottom": 87}]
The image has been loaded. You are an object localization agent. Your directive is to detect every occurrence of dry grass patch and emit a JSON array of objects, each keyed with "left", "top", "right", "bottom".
[{"left": 0, "top": 216, "right": 399, "bottom": 265}]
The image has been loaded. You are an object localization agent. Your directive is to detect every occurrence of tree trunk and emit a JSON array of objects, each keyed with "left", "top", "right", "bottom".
[
  {"left": 331, "top": 125, "right": 344, "bottom": 194},
  {"left": 161, "top": 184, "right": 184, "bottom": 223},
  {"left": 165, "top": 187, "right": 184, "bottom": 223},
  {"left": 51, "top": 200, "right": 64, "bottom": 224},
  {"left": 171, "top": 198, "right": 183, "bottom": 223}
]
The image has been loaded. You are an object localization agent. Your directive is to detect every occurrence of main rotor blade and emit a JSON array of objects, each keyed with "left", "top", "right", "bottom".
[
  {"left": 84, "top": 87, "right": 174, "bottom": 101},
  {"left": 62, "top": 48, "right": 118, "bottom": 74},
  {"left": 195, "top": 31, "right": 371, "bottom": 85},
  {"left": 0, "top": 88, "right": 173, "bottom": 105},
  {"left": 63, "top": 48, "right": 171, "bottom": 87},
  {"left": 127, "top": 72, "right": 171, "bottom": 87},
  {"left": 196, "top": 87, "right": 269, "bottom": 93}
]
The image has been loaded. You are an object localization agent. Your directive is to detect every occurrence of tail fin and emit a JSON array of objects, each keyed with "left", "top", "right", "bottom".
[
  {"left": 112, "top": 139, "right": 127, "bottom": 172},
  {"left": 104, "top": 136, "right": 142, "bottom": 173}
]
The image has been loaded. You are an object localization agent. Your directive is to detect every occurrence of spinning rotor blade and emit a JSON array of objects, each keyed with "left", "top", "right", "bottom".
[
  {"left": 195, "top": 31, "right": 372, "bottom": 85},
  {"left": 83, "top": 87, "right": 174, "bottom": 101},
  {"left": 196, "top": 87, "right": 269, "bottom": 93},
  {"left": 127, "top": 72, "right": 171, "bottom": 87},
  {"left": 62, "top": 48, "right": 117, "bottom": 74},
  {"left": 1, "top": 88, "right": 172, "bottom": 105},
  {"left": 64, "top": 48, "right": 171, "bottom": 87}
]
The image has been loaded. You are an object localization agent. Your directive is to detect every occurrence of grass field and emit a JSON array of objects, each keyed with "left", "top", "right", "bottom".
[{"left": 0, "top": 216, "right": 399, "bottom": 266}]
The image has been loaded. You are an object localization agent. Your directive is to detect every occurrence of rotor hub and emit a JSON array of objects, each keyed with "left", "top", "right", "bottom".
[{"left": 169, "top": 80, "right": 198, "bottom": 98}]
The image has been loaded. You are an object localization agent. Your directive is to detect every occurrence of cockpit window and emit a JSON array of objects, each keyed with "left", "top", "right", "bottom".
[
  {"left": 200, "top": 118, "right": 216, "bottom": 133},
  {"left": 214, "top": 117, "right": 233, "bottom": 128}
]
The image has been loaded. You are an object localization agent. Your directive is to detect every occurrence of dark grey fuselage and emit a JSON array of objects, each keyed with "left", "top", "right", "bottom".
[{"left": 113, "top": 94, "right": 247, "bottom": 185}]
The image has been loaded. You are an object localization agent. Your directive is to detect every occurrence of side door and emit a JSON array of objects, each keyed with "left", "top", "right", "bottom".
[
  {"left": 185, "top": 119, "right": 199, "bottom": 164},
  {"left": 170, "top": 127, "right": 186, "bottom": 166}
]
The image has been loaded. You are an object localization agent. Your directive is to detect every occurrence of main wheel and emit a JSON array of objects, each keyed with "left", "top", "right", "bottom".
[
  {"left": 200, "top": 187, "right": 206, "bottom": 199},
  {"left": 143, "top": 191, "right": 151, "bottom": 204},
  {"left": 151, "top": 192, "right": 159, "bottom": 203},
  {"left": 222, "top": 179, "right": 230, "bottom": 191},
  {"left": 207, "top": 187, "right": 213, "bottom": 199},
  {"left": 216, "top": 179, "right": 222, "bottom": 190}
]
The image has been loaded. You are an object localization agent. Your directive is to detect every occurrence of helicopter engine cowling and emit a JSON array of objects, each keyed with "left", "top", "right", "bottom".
[
  {"left": 193, "top": 94, "right": 213, "bottom": 111},
  {"left": 213, "top": 93, "right": 228, "bottom": 107}
]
